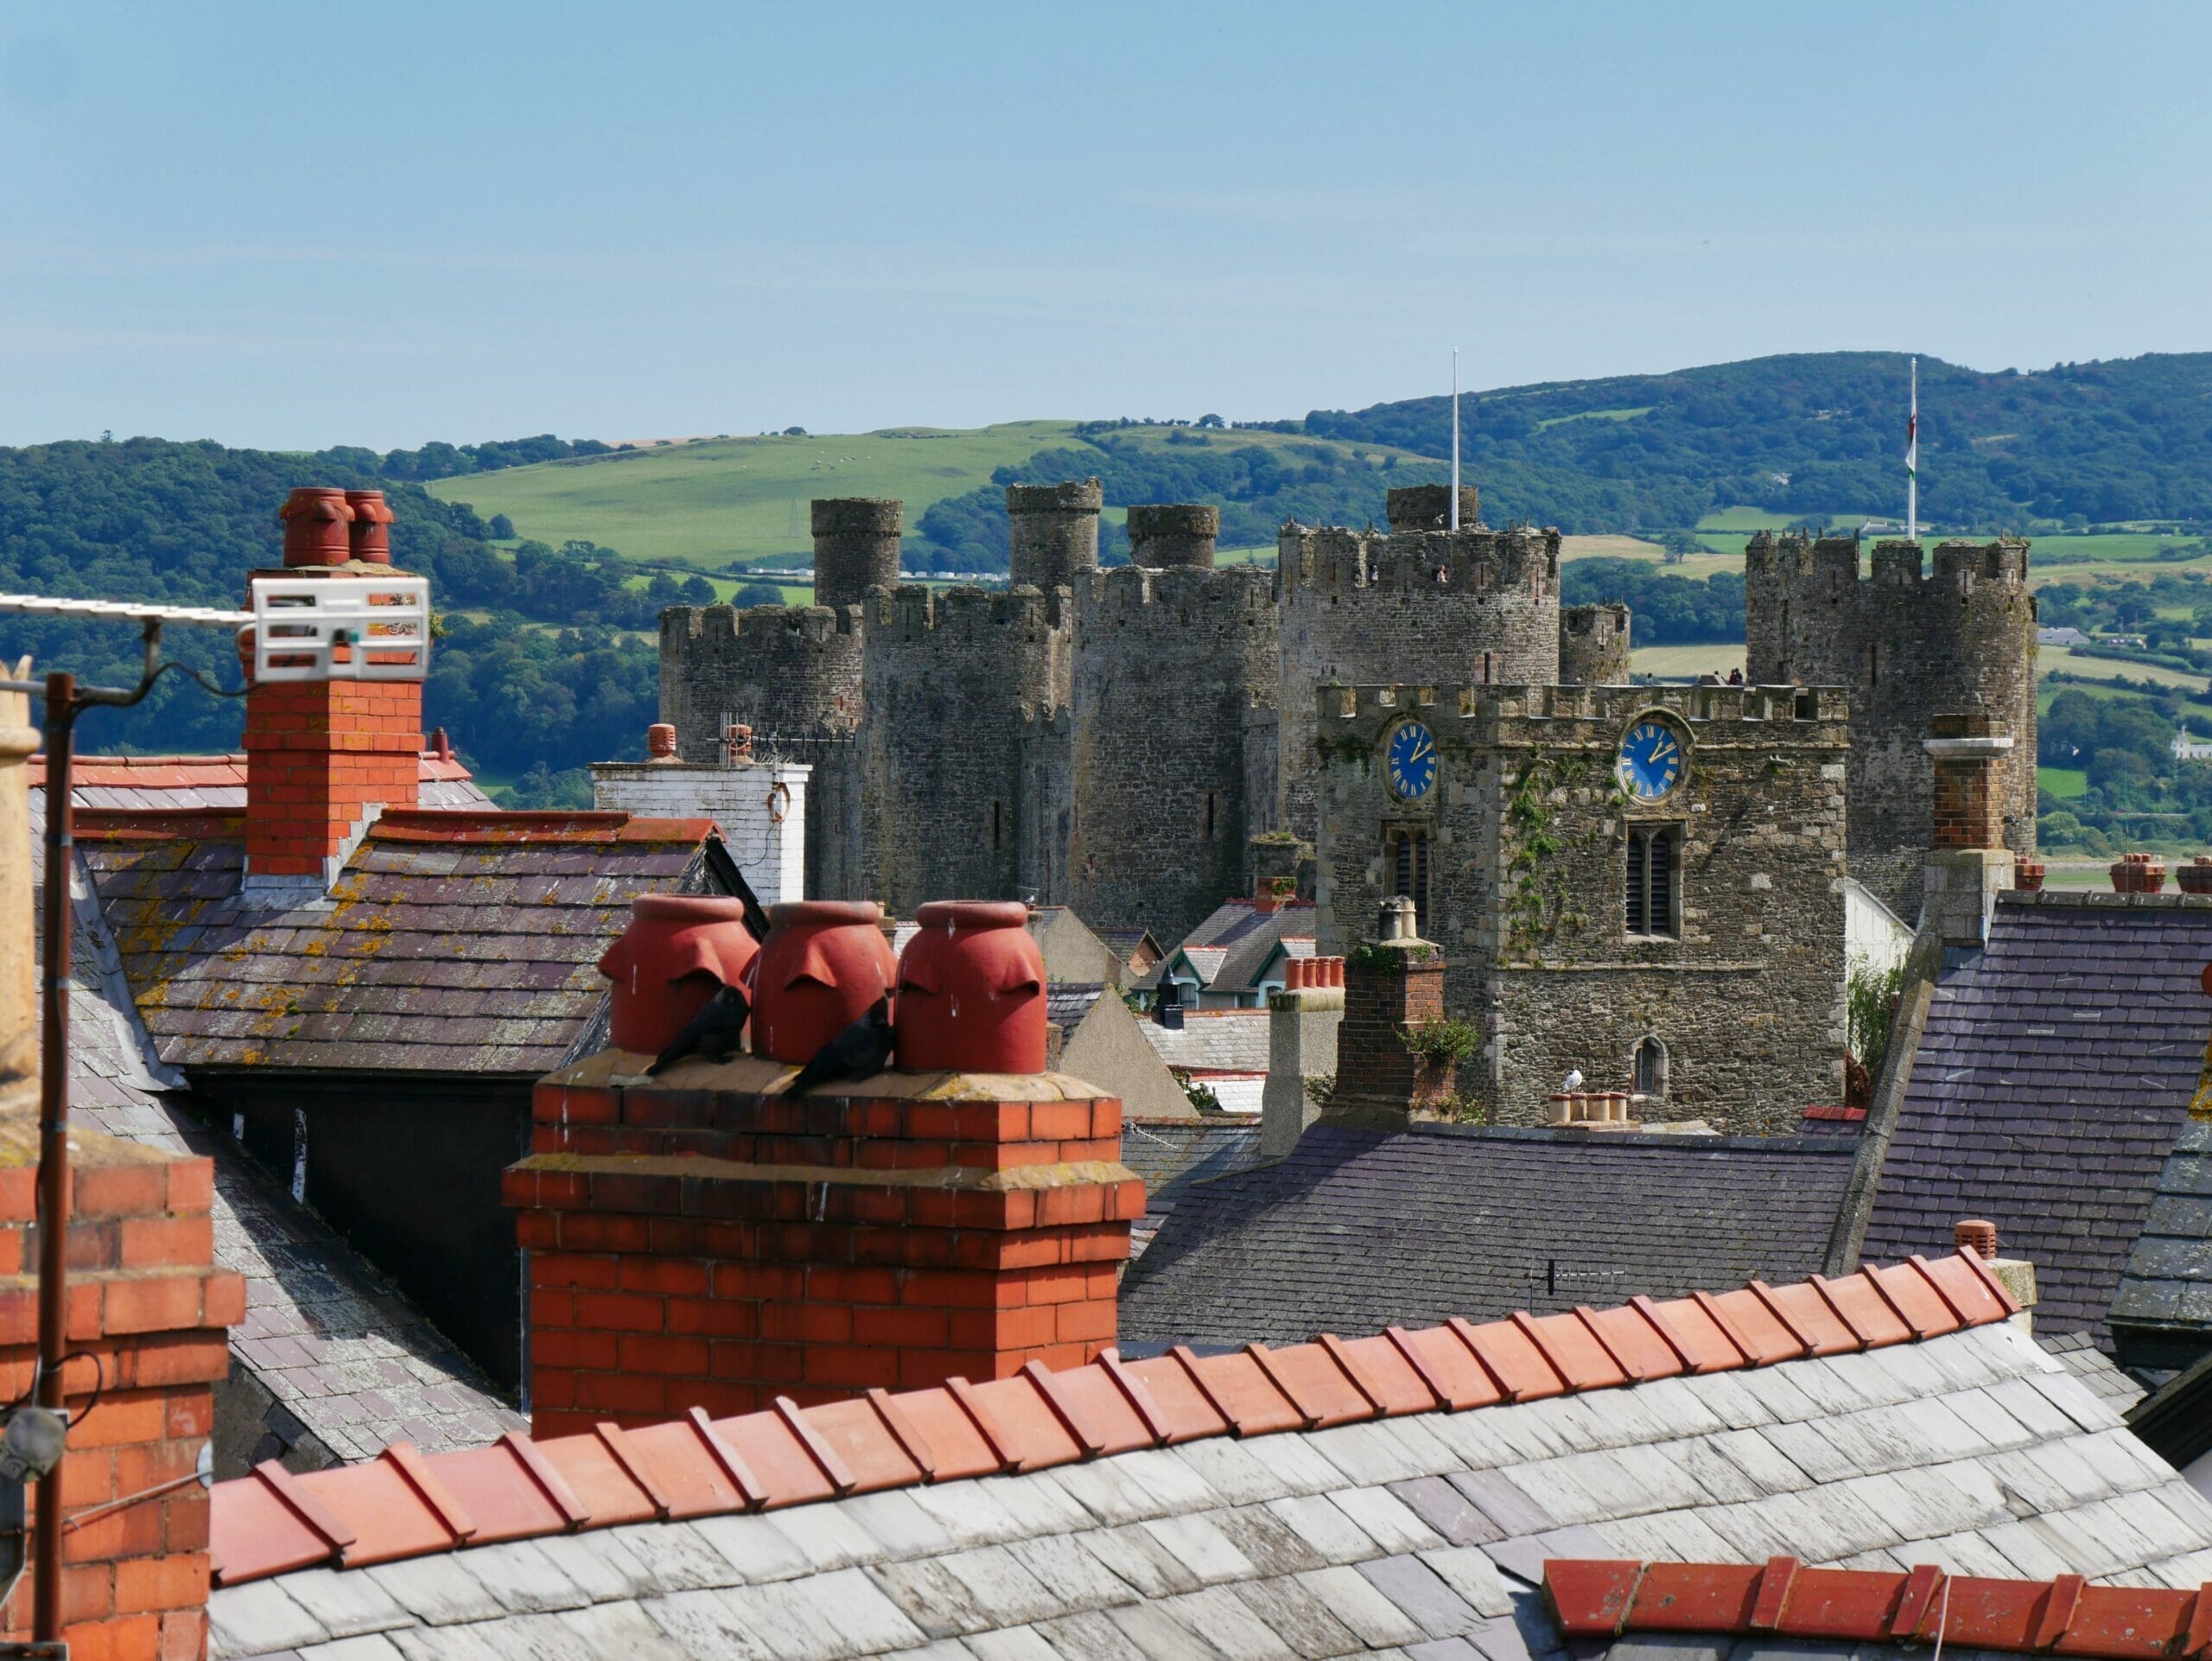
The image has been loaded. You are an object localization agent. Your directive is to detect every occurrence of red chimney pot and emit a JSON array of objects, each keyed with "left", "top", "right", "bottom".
[
  {"left": 894, "top": 901, "right": 1046, "bottom": 1073},
  {"left": 752, "top": 901, "right": 899, "bottom": 1064},
  {"left": 279, "top": 487, "right": 353, "bottom": 567},
  {"left": 596, "top": 894, "right": 760, "bottom": 1057},
  {"left": 1955, "top": 1218, "right": 1999, "bottom": 1258},
  {"left": 343, "top": 489, "right": 394, "bottom": 563},
  {"left": 647, "top": 722, "right": 679, "bottom": 760}
]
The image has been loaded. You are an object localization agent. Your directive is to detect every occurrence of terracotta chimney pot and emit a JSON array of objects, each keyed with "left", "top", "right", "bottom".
[
  {"left": 1955, "top": 1218, "right": 1999, "bottom": 1258},
  {"left": 279, "top": 487, "right": 353, "bottom": 568},
  {"left": 646, "top": 722, "right": 679, "bottom": 760},
  {"left": 343, "top": 489, "right": 395, "bottom": 563},
  {"left": 2177, "top": 856, "right": 2212, "bottom": 895},
  {"left": 894, "top": 900, "right": 1046, "bottom": 1073}
]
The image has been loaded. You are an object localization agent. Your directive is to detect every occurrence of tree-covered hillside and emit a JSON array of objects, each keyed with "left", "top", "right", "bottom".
[
  {"left": 1307, "top": 352, "right": 2212, "bottom": 533},
  {"left": 0, "top": 437, "right": 657, "bottom": 799}
]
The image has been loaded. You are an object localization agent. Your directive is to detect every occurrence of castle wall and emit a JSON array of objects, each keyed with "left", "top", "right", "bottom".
[
  {"left": 1276, "top": 523, "right": 1562, "bottom": 845},
  {"left": 1560, "top": 603, "right": 1633, "bottom": 685},
  {"left": 1128, "top": 503, "right": 1219, "bottom": 570},
  {"left": 1745, "top": 533, "right": 2036, "bottom": 918},
  {"left": 861, "top": 584, "right": 1071, "bottom": 915},
  {"left": 1314, "top": 682, "right": 1850, "bottom": 1135},
  {"left": 1070, "top": 565, "right": 1279, "bottom": 941}
]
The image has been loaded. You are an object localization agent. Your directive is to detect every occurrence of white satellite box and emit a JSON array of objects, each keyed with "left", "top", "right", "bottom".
[{"left": 250, "top": 576, "right": 431, "bottom": 683}]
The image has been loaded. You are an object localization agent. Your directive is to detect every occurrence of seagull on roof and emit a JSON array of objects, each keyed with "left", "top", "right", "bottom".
[{"left": 1562, "top": 1068, "right": 1584, "bottom": 1092}]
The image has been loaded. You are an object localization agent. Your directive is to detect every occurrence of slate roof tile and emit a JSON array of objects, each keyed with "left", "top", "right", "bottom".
[
  {"left": 1116, "top": 1125, "right": 1856, "bottom": 1351},
  {"left": 1864, "top": 894, "right": 2212, "bottom": 1349}
]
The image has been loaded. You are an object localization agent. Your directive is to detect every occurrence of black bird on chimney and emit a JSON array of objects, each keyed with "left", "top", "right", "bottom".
[
  {"left": 645, "top": 982, "right": 753, "bottom": 1076},
  {"left": 786, "top": 996, "right": 896, "bottom": 1094}
]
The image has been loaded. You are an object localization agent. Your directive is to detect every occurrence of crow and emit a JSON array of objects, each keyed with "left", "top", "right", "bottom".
[
  {"left": 646, "top": 982, "right": 753, "bottom": 1076},
  {"left": 786, "top": 996, "right": 894, "bottom": 1094}
]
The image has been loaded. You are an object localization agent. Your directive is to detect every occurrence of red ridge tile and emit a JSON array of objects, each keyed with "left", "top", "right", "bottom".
[
  {"left": 594, "top": 1422, "right": 673, "bottom": 1518},
  {"left": 1904, "top": 1253, "right": 1977, "bottom": 1326},
  {"left": 210, "top": 1469, "right": 330, "bottom": 1586},
  {"left": 1636, "top": 1295, "right": 1739, "bottom": 1373},
  {"left": 1749, "top": 1556, "right": 1798, "bottom": 1630},
  {"left": 251, "top": 1459, "right": 356, "bottom": 1558},
  {"left": 1326, "top": 1332, "right": 1438, "bottom": 1416},
  {"left": 1315, "top": 1334, "right": 1389, "bottom": 1415},
  {"left": 2059, "top": 1585, "right": 2196, "bottom": 1658},
  {"left": 884, "top": 1386, "right": 1002, "bottom": 1479},
  {"left": 1624, "top": 1562, "right": 1764, "bottom": 1630},
  {"left": 1544, "top": 1559, "right": 1645, "bottom": 1635},
  {"left": 503, "top": 1429, "right": 591, "bottom": 1528},
  {"left": 1382, "top": 1326, "right": 1459, "bottom": 1410},
  {"left": 1863, "top": 1260, "right": 1962, "bottom": 1339},
  {"left": 1514, "top": 1311, "right": 1630, "bottom": 1391},
  {"left": 774, "top": 1396, "right": 858, "bottom": 1494},
  {"left": 537, "top": 1428, "right": 674, "bottom": 1524},
  {"left": 1926, "top": 1575, "right": 2050, "bottom": 1651},
  {"left": 382, "top": 1442, "right": 477, "bottom": 1544},
  {"left": 1247, "top": 1342, "right": 1371, "bottom": 1429},
  {"left": 1096, "top": 1348, "right": 1177, "bottom": 1443},
  {"left": 1815, "top": 1272, "right": 1914, "bottom": 1348},
  {"left": 1891, "top": 1564, "right": 1946, "bottom": 1638},
  {"left": 1956, "top": 1242, "right": 2024, "bottom": 1315},
  {"left": 1391, "top": 1323, "right": 1505, "bottom": 1410},
  {"left": 945, "top": 1376, "right": 1022, "bottom": 1472},
  {"left": 1021, "top": 1359, "right": 1107, "bottom": 1457},
  {"left": 2181, "top": 1583, "right": 2212, "bottom": 1659},
  {"left": 865, "top": 1386, "right": 941, "bottom": 1480},
  {"left": 676, "top": 1406, "right": 767, "bottom": 1510},
  {"left": 718, "top": 1409, "right": 842, "bottom": 1506},
  {"left": 1579, "top": 1302, "right": 1682, "bottom": 1383},
  {"left": 1751, "top": 1279, "right": 1857, "bottom": 1356},
  {"left": 1122, "top": 1351, "right": 1232, "bottom": 1442},
  {"left": 803, "top": 1397, "right": 929, "bottom": 1492},
  {"left": 1773, "top": 1564, "right": 1908, "bottom": 1639},
  {"left": 1449, "top": 1316, "right": 1566, "bottom": 1401},
  {"left": 2037, "top": 1575, "right": 2088, "bottom": 1649},
  {"left": 1697, "top": 1288, "right": 1804, "bottom": 1365},
  {"left": 1178, "top": 1347, "right": 1305, "bottom": 1436},
  {"left": 964, "top": 1374, "right": 1084, "bottom": 1472}
]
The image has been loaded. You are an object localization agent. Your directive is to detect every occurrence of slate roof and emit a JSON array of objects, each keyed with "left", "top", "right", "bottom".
[
  {"left": 1142, "top": 1012, "right": 1274, "bottom": 1075},
  {"left": 1049, "top": 983, "right": 1110, "bottom": 1029},
  {"left": 1117, "top": 1124, "right": 1858, "bottom": 1352},
  {"left": 2036, "top": 1332, "right": 2149, "bottom": 1416},
  {"left": 24, "top": 796, "right": 526, "bottom": 1469},
  {"left": 1149, "top": 900, "right": 1319, "bottom": 995},
  {"left": 204, "top": 1263, "right": 2212, "bottom": 1660},
  {"left": 29, "top": 748, "right": 493, "bottom": 811},
  {"left": 2107, "top": 1119, "right": 2212, "bottom": 1367},
  {"left": 82, "top": 808, "right": 727, "bottom": 1075},
  {"left": 1120, "top": 1120, "right": 1263, "bottom": 1257},
  {"left": 1861, "top": 893, "right": 2212, "bottom": 1348}
]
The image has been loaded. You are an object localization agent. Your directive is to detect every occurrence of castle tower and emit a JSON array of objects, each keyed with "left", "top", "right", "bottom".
[
  {"left": 1385, "top": 484, "right": 1481, "bottom": 531},
  {"left": 1007, "top": 479, "right": 1102, "bottom": 591},
  {"left": 860, "top": 584, "right": 1071, "bottom": 915},
  {"left": 1560, "top": 603, "right": 1632, "bottom": 685},
  {"left": 810, "top": 497, "right": 901, "bottom": 608},
  {"left": 1745, "top": 531, "right": 2036, "bottom": 918},
  {"left": 1070, "top": 565, "right": 1278, "bottom": 940},
  {"left": 658, "top": 603, "right": 865, "bottom": 898},
  {"left": 1128, "top": 503, "right": 1219, "bottom": 570},
  {"left": 1274, "top": 516, "right": 1562, "bottom": 844}
]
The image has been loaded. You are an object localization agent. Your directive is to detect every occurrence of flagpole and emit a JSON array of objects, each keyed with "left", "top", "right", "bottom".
[
  {"left": 1907, "top": 355, "right": 1918, "bottom": 544},
  {"left": 1450, "top": 347, "right": 1461, "bottom": 531}
]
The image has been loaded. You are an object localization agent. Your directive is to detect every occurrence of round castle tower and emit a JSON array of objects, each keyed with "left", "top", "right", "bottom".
[
  {"left": 1385, "top": 484, "right": 1482, "bottom": 531},
  {"left": 1744, "top": 531, "right": 2037, "bottom": 917},
  {"left": 810, "top": 497, "right": 902, "bottom": 608},
  {"left": 1007, "top": 479, "right": 1102, "bottom": 591},
  {"left": 1128, "top": 503, "right": 1219, "bottom": 570},
  {"left": 1559, "top": 603, "right": 1633, "bottom": 685}
]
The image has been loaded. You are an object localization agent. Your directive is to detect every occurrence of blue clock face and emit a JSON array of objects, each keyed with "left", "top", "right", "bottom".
[
  {"left": 1387, "top": 721, "right": 1437, "bottom": 800},
  {"left": 1617, "top": 719, "right": 1686, "bottom": 799}
]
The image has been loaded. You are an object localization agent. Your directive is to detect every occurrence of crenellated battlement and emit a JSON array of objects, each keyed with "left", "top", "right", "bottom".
[
  {"left": 1316, "top": 680, "right": 1849, "bottom": 737},
  {"left": 865, "top": 582, "right": 1070, "bottom": 645},
  {"left": 1745, "top": 531, "right": 2031, "bottom": 595},
  {"left": 1276, "top": 523, "right": 1560, "bottom": 600},
  {"left": 660, "top": 601, "right": 862, "bottom": 647},
  {"left": 1077, "top": 562, "right": 1274, "bottom": 620}
]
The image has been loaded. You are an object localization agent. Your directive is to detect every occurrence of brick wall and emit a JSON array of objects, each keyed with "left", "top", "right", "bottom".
[
  {"left": 506, "top": 1053, "right": 1141, "bottom": 1439},
  {"left": 242, "top": 679, "right": 421, "bottom": 880},
  {"left": 1929, "top": 713, "right": 2009, "bottom": 850},
  {"left": 0, "top": 1117, "right": 239, "bottom": 1658},
  {"left": 1326, "top": 939, "right": 1448, "bottom": 1128}
]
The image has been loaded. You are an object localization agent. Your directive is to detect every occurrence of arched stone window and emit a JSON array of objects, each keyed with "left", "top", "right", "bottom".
[{"left": 1633, "top": 1034, "right": 1668, "bottom": 1098}]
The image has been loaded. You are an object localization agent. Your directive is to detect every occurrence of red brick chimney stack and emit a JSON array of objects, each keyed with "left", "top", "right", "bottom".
[
  {"left": 242, "top": 487, "right": 423, "bottom": 894},
  {"left": 1921, "top": 714, "right": 2015, "bottom": 951},
  {"left": 1321, "top": 897, "right": 1452, "bottom": 1131}
]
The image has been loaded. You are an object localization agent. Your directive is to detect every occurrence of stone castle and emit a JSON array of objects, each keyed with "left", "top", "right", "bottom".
[{"left": 658, "top": 482, "right": 2035, "bottom": 1129}]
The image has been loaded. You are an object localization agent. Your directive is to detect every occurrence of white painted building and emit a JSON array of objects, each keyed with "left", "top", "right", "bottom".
[
  {"left": 2174, "top": 728, "right": 2212, "bottom": 760},
  {"left": 590, "top": 754, "right": 809, "bottom": 905}
]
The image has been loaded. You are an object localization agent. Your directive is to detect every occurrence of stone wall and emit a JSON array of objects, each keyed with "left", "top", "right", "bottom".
[
  {"left": 1314, "top": 681, "right": 1850, "bottom": 1134},
  {"left": 1007, "top": 480, "right": 1102, "bottom": 593},
  {"left": 1745, "top": 533, "right": 2036, "bottom": 917},
  {"left": 1276, "top": 522, "right": 1562, "bottom": 844},
  {"left": 861, "top": 584, "right": 1071, "bottom": 916},
  {"left": 658, "top": 604, "right": 863, "bottom": 761},
  {"left": 1560, "top": 603, "right": 1633, "bottom": 685},
  {"left": 1070, "top": 565, "right": 1278, "bottom": 941},
  {"left": 1128, "top": 503, "right": 1219, "bottom": 570},
  {"left": 810, "top": 497, "right": 901, "bottom": 608}
]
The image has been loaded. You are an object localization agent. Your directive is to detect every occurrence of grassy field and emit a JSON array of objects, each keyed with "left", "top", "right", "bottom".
[
  {"left": 2038, "top": 766, "right": 2088, "bottom": 799},
  {"left": 1630, "top": 643, "right": 1745, "bottom": 680},
  {"left": 430, "top": 422, "right": 1441, "bottom": 574},
  {"left": 2038, "top": 645, "right": 2208, "bottom": 693}
]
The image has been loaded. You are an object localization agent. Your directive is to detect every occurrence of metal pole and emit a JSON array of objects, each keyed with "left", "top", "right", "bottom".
[
  {"left": 1449, "top": 347, "right": 1461, "bottom": 532},
  {"left": 34, "top": 671, "right": 73, "bottom": 1645}
]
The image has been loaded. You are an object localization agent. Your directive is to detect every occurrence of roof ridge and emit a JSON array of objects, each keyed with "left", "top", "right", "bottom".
[
  {"left": 207, "top": 1250, "right": 2018, "bottom": 1590},
  {"left": 1544, "top": 1556, "right": 2212, "bottom": 1659}
]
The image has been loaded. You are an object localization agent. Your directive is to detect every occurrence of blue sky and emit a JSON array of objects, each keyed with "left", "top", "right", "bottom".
[{"left": 3, "top": 3, "right": 2207, "bottom": 449}]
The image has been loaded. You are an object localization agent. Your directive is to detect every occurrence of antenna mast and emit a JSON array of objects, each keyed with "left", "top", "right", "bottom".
[
  {"left": 1450, "top": 347, "right": 1461, "bottom": 531},
  {"left": 1906, "top": 355, "right": 1919, "bottom": 543}
]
